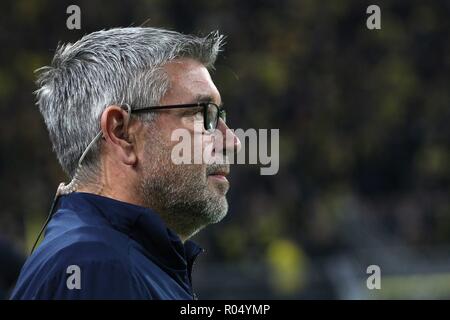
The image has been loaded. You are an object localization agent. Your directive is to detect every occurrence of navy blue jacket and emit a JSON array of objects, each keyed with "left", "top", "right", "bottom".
[{"left": 11, "top": 192, "right": 203, "bottom": 299}]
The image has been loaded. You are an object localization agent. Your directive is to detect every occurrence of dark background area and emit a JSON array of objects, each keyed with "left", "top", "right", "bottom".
[{"left": 0, "top": 0, "right": 449, "bottom": 299}]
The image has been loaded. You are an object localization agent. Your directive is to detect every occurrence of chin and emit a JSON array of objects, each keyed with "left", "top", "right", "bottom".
[
  {"left": 214, "top": 199, "right": 229, "bottom": 223},
  {"left": 207, "top": 180, "right": 229, "bottom": 196},
  {"left": 201, "top": 195, "right": 228, "bottom": 225}
]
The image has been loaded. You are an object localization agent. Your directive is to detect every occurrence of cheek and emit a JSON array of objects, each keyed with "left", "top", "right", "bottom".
[
  {"left": 140, "top": 132, "right": 171, "bottom": 169},
  {"left": 202, "top": 138, "right": 216, "bottom": 164}
]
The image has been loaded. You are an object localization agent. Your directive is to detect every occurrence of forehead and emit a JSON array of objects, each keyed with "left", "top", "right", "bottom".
[{"left": 162, "top": 58, "right": 221, "bottom": 104}]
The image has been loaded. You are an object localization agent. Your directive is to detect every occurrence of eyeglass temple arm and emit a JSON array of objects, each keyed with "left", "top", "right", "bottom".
[{"left": 130, "top": 102, "right": 212, "bottom": 114}]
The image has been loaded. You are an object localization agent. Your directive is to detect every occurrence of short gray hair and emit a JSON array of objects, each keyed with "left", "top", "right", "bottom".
[{"left": 35, "top": 27, "right": 224, "bottom": 177}]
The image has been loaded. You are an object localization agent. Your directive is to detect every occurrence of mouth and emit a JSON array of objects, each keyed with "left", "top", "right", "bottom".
[
  {"left": 207, "top": 167, "right": 230, "bottom": 183},
  {"left": 208, "top": 174, "right": 228, "bottom": 182}
]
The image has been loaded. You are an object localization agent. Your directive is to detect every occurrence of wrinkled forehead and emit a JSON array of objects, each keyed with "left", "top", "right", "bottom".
[{"left": 162, "top": 58, "right": 222, "bottom": 104}]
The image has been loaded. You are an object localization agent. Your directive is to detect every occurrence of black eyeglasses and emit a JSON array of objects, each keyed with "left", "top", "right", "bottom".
[{"left": 131, "top": 102, "right": 226, "bottom": 132}]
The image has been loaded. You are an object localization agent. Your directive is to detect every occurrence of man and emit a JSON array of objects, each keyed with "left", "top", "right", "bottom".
[{"left": 11, "top": 27, "right": 240, "bottom": 299}]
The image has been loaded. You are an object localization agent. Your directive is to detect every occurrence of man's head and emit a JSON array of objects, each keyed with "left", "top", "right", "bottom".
[{"left": 36, "top": 27, "right": 240, "bottom": 240}]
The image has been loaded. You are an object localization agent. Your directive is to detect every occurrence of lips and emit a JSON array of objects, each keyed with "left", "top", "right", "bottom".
[
  {"left": 209, "top": 170, "right": 229, "bottom": 176},
  {"left": 207, "top": 166, "right": 230, "bottom": 177},
  {"left": 207, "top": 165, "right": 230, "bottom": 182}
]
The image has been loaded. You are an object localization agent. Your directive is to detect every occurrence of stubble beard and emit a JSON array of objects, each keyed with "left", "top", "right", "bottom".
[{"left": 137, "top": 131, "right": 229, "bottom": 240}]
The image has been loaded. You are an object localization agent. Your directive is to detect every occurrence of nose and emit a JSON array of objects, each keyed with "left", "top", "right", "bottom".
[{"left": 215, "top": 118, "right": 241, "bottom": 155}]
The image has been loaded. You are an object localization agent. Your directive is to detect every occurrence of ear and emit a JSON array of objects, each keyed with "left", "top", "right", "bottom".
[{"left": 100, "top": 105, "right": 137, "bottom": 166}]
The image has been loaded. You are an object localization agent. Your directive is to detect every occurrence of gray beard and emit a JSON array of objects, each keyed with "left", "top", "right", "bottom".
[{"left": 138, "top": 135, "right": 228, "bottom": 240}]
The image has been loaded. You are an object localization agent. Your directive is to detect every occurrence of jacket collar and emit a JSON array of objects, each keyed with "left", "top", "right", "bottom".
[{"left": 58, "top": 192, "right": 203, "bottom": 286}]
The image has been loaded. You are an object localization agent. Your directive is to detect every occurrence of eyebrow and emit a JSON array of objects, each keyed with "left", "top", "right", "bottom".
[{"left": 192, "top": 94, "right": 223, "bottom": 106}]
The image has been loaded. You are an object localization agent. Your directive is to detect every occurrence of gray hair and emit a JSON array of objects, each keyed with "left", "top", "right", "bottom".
[{"left": 35, "top": 27, "right": 224, "bottom": 178}]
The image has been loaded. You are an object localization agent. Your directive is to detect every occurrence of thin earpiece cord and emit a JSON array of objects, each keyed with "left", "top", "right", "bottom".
[{"left": 29, "top": 104, "right": 132, "bottom": 255}]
